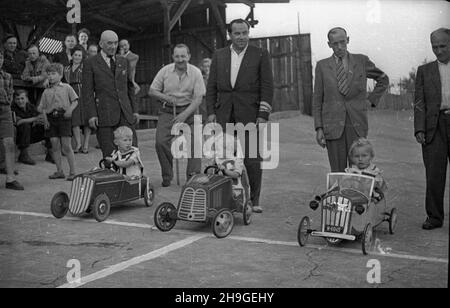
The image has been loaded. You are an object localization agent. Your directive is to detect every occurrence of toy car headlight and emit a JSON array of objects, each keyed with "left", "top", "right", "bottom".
[
  {"left": 309, "top": 200, "right": 319, "bottom": 210},
  {"left": 355, "top": 204, "right": 365, "bottom": 215}
]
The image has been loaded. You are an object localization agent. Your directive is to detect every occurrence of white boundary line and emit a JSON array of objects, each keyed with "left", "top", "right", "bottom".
[
  {"left": 1, "top": 209, "right": 448, "bottom": 264},
  {"left": 57, "top": 234, "right": 206, "bottom": 288},
  {"left": 0, "top": 209, "right": 156, "bottom": 230}
]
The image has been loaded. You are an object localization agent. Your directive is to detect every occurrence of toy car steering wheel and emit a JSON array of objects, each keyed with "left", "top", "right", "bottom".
[
  {"left": 204, "top": 165, "right": 222, "bottom": 175},
  {"left": 99, "top": 158, "right": 119, "bottom": 172}
]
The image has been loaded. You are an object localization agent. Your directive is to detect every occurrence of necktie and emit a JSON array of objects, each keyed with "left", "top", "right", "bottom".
[
  {"left": 108, "top": 55, "right": 115, "bottom": 75},
  {"left": 337, "top": 57, "right": 349, "bottom": 96}
]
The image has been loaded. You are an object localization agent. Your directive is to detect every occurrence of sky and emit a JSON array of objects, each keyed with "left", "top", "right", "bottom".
[{"left": 226, "top": 0, "right": 450, "bottom": 84}]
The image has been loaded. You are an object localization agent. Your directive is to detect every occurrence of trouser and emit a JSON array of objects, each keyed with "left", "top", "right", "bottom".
[
  {"left": 16, "top": 123, "right": 50, "bottom": 150},
  {"left": 325, "top": 112, "right": 362, "bottom": 172},
  {"left": 226, "top": 110, "right": 263, "bottom": 207},
  {"left": 422, "top": 111, "right": 450, "bottom": 225},
  {"left": 97, "top": 111, "right": 138, "bottom": 158},
  {"left": 155, "top": 106, "right": 201, "bottom": 183}
]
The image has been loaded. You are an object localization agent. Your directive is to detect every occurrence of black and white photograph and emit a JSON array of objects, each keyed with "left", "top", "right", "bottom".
[{"left": 0, "top": 0, "right": 449, "bottom": 291}]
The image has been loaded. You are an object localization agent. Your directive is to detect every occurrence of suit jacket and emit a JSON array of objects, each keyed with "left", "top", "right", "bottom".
[
  {"left": 313, "top": 53, "right": 389, "bottom": 140},
  {"left": 414, "top": 61, "right": 443, "bottom": 144},
  {"left": 206, "top": 45, "right": 274, "bottom": 127},
  {"left": 82, "top": 53, "right": 137, "bottom": 127}
]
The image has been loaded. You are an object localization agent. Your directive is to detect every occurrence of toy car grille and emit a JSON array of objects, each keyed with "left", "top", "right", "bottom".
[
  {"left": 178, "top": 187, "right": 207, "bottom": 221},
  {"left": 69, "top": 177, "right": 94, "bottom": 215},
  {"left": 321, "top": 195, "right": 352, "bottom": 234}
]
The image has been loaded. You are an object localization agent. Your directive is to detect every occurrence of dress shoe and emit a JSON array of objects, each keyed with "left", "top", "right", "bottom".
[
  {"left": 422, "top": 218, "right": 443, "bottom": 230},
  {"left": 0, "top": 168, "right": 18, "bottom": 175},
  {"left": 66, "top": 173, "right": 76, "bottom": 181},
  {"left": 252, "top": 205, "right": 263, "bottom": 213},
  {"left": 49, "top": 171, "right": 65, "bottom": 179},
  {"left": 161, "top": 180, "right": 171, "bottom": 187},
  {"left": 5, "top": 180, "right": 24, "bottom": 190}
]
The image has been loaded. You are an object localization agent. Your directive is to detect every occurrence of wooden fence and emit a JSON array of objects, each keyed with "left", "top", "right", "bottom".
[{"left": 376, "top": 93, "right": 414, "bottom": 110}]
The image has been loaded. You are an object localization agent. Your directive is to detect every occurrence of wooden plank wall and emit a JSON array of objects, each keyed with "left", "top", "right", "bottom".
[{"left": 250, "top": 33, "right": 312, "bottom": 115}]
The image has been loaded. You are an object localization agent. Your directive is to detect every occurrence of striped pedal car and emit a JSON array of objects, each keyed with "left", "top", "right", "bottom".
[
  {"left": 50, "top": 160, "right": 154, "bottom": 222},
  {"left": 297, "top": 173, "right": 398, "bottom": 255}
]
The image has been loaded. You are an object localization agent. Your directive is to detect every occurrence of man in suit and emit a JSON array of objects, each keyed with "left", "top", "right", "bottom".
[
  {"left": 414, "top": 28, "right": 450, "bottom": 230},
  {"left": 83, "top": 30, "right": 139, "bottom": 157},
  {"left": 206, "top": 19, "right": 274, "bottom": 213},
  {"left": 119, "top": 39, "right": 140, "bottom": 95},
  {"left": 313, "top": 27, "right": 389, "bottom": 172}
]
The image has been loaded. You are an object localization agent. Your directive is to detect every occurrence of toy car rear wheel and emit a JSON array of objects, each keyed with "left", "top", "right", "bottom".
[
  {"left": 144, "top": 183, "right": 155, "bottom": 207},
  {"left": 212, "top": 209, "right": 234, "bottom": 238},
  {"left": 154, "top": 202, "right": 177, "bottom": 232},
  {"left": 92, "top": 194, "right": 111, "bottom": 222},
  {"left": 297, "top": 216, "right": 310, "bottom": 247},
  {"left": 362, "top": 223, "right": 373, "bottom": 255},
  {"left": 388, "top": 208, "right": 398, "bottom": 234},
  {"left": 243, "top": 201, "right": 252, "bottom": 225},
  {"left": 50, "top": 192, "right": 69, "bottom": 219}
]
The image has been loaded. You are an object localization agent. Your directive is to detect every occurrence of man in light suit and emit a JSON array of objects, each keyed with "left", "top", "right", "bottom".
[
  {"left": 313, "top": 27, "right": 389, "bottom": 172},
  {"left": 206, "top": 19, "right": 274, "bottom": 213},
  {"left": 83, "top": 30, "right": 139, "bottom": 157},
  {"left": 414, "top": 28, "right": 450, "bottom": 230},
  {"left": 119, "top": 39, "right": 140, "bottom": 95}
]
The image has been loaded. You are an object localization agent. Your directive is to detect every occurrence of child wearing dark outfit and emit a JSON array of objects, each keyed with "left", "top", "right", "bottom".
[
  {"left": 12, "top": 89, "right": 53, "bottom": 165},
  {"left": 37, "top": 63, "right": 78, "bottom": 181}
]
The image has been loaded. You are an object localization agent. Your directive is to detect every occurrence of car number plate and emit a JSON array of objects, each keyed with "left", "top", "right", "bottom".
[{"left": 325, "top": 225, "right": 343, "bottom": 233}]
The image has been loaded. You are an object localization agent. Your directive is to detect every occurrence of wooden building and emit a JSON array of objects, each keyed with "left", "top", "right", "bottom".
[{"left": 0, "top": 0, "right": 312, "bottom": 128}]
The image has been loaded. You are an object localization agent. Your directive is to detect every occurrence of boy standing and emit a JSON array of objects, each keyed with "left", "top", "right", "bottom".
[
  {"left": 38, "top": 63, "right": 78, "bottom": 180},
  {"left": 0, "top": 50, "right": 24, "bottom": 190}
]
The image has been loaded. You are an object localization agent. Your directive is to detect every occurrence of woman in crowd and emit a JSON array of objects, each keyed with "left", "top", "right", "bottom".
[
  {"left": 63, "top": 45, "right": 91, "bottom": 153},
  {"left": 53, "top": 34, "right": 77, "bottom": 67},
  {"left": 77, "top": 28, "right": 90, "bottom": 52}
]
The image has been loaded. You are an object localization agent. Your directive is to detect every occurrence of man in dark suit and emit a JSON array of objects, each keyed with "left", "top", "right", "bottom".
[
  {"left": 414, "top": 28, "right": 450, "bottom": 230},
  {"left": 206, "top": 19, "right": 274, "bottom": 213},
  {"left": 82, "top": 30, "right": 139, "bottom": 157},
  {"left": 313, "top": 27, "right": 389, "bottom": 172}
]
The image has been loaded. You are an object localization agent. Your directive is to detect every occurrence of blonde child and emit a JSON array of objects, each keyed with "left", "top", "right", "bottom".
[
  {"left": 37, "top": 63, "right": 78, "bottom": 180},
  {"left": 345, "top": 138, "right": 387, "bottom": 200},
  {"left": 105, "top": 126, "right": 143, "bottom": 178},
  {"left": 208, "top": 132, "right": 246, "bottom": 205}
]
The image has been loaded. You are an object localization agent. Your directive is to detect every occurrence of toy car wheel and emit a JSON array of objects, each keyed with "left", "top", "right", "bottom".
[
  {"left": 50, "top": 191, "right": 69, "bottom": 219},
  {"left": 154, "top": 202, "right": 177, "bottom": 232},
  {"left": 388, "top": 208, "right": 398, "bottom": 234},
  {"left": 362, "top": 223, "right": 374, "bottom": 255},
  {"left": 297, "top": 216, "right": 311, "bottom": 246},
  {"left": 243, "top": 201, "right": 252, "bottom": 225},
  {"left": 325, "top": 237, "right": 342, "bottom": 245},
  {"left": 92, "top": 194, "right": 111, "bottom": 222},
  {"left": 144, "top": 183, "right": 155, "bottom": 207},
  {"left": 212, "top": 209, "right": 234, "bottom": 238}
]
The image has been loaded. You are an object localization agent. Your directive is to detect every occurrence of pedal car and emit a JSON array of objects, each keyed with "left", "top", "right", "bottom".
[
  {"left": 153, "top": 165, "right": 252, "bottom": 238},
  {"left": 297, "top": 172, "right": 397, "bottom": 254},
  {"left": 50, "top": 159, "right": 155, "bottom": 222}
]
